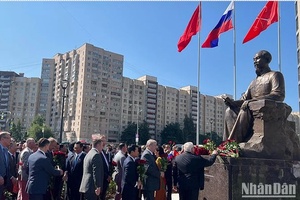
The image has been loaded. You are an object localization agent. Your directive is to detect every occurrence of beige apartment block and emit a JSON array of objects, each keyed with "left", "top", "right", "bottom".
[
  {"left": 41, "top": 43, "right": 123, "bottom": 143},
  {"left": 0, "top": 71, "right": 21, "bottom": 131},
  {"left": 10, "top": 77, "right": 41, "bottom": 130}
]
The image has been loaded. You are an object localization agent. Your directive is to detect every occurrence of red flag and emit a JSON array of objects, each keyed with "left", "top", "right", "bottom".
[
  {"left": 243, "top": 1, "right": 278, "bottom": 44},
  {"left": 177, "top": 4, "right": 201, "bottom": 52}
]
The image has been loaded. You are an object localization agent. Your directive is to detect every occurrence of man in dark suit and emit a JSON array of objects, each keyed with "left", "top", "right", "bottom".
[
  {"left": 0, "top": 131, "right": 12, "bottom": 200},
  {"left": 141, "top": 139, "right": 160, "bottom": 200},
  {"left": 26, "top": 138, "right": 63, "bottom": 200},
  {"left": 7, "top": 139, "right": 18, "bottom": 197},
  {"left": 99, "top": 135, "right": 111, "bottom": 200},
  {"left": 173, "top": 142, "right": 218, "bottom": 200},
  {"left": 79, "top": 138, "right": 104, "bottom": 200},
  {"left": 63, "top": 141, "right": 85, "bottom": 200},
  {"left": 121, "top": 144, "right": 140, "bottom": 200}
]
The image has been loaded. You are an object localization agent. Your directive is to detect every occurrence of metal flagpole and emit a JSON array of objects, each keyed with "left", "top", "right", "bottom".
[
  {"left": 233, "top": 0, "right": 237, "bottom": 100},
  {"left": 196, "top": 1, "right": 201, "bottom": 145},
  {"left": 277, "top": 1, "right": 281, "bottom": 72}
]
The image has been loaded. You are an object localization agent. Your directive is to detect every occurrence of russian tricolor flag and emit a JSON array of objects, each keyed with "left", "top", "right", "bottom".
[{"left": 202, "top": 1, "right": 234, "bottom": 48}]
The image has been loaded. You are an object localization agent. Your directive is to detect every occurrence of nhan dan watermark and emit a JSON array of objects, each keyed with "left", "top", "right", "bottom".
[{"left": 242, "top": 182, "right": 296, "bottom": 198}]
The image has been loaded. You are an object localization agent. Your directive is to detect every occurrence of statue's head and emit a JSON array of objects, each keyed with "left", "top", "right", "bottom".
[{"left": 253, "top": 50, "right": 272, "bottom": 76}]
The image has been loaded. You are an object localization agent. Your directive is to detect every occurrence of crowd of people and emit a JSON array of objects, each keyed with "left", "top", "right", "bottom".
[{"left": 0, "top": 131, "right": 218, "bottom": 200}]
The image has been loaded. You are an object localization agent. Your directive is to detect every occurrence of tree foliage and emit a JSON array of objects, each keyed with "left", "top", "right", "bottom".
[
  {"left": 120, "top": 121, "right": 150, "bottom": 145},
  {"left": 120, "top": 122, "right": 136, "bottom": 145},
  {"left": 182, "top": 115, "right": 196, "bottom": 143},
  {"left": 138, "top": 120, "right": 150, "bottom": 145},
  {"left": 10, "top": 120, "right": 26, "bottom": 142},
  {"left": 160, "top": 122, "right": 183, "bottom": 144},
  {"left": 27, "top": 115, "right": 53, "bottom": 141}
]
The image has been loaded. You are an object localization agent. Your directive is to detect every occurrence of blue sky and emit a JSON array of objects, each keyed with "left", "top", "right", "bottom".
[{"left": 0, "top": 1, "right": 298, "bottom": 111}]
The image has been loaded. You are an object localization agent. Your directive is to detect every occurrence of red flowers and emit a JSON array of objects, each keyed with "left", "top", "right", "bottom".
[
  {"left": 53, "top": 151, "right": 66, "bottom": 169},
  {"left": 217, "top": 140, "right": 240, "bottom": 157},
  {"left": 137, "top": 159, "right": 147, "bottom": 165},
  {"left": 194, "top": 146, "right": 209, "bottom": 156},
  {"left": 112, "top": 160, "right": 118, "bottom": 166}
]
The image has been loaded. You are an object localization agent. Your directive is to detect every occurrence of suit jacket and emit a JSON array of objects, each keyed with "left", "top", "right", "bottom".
[
  {"left": 113, "top": 150, "right": 126, "bottom": 184},
  {"left": 173, "top": 152, "right": 216, "bottom": 190},
  {"left": 141, "top": 149, "right": 160, "bottom": 191},
  {"left": 66, "top": 152, "right": 86, "bottom": 190},
  {"left": 79, "top": 148, "right": 104, "bottom": 194},
  {"left": 25, "top": 150, "right": 61, "bottom": 195},
  {"left": 121, "top": 156, "right": 138, "bottom": 200},
  {"left": 0, "top": 145, "right": 8, "bottom": 179},
  {"left": 6, "top": 152, "right": 17, "bottom": 192},
  {"left": 18, "top": 147, "right": 32, "bottom": 181},
  {"left": 101, "top": 150, "right": 110, "bottom": 179},
  {"left": 46, "top": 150, "right": 55, "bottom": 166}
]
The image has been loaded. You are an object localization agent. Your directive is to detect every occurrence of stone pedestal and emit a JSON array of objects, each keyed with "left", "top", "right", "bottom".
[
  {"left": 200, "top": 157, "right": 300, "bottom": 200},
  {"left": 240, "top": 99, "right": 300, "bottom": 160}
]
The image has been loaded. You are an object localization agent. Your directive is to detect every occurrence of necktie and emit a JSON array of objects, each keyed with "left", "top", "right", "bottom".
[{"left": 74, "top": 154, "right": 79, "bottom": 166}]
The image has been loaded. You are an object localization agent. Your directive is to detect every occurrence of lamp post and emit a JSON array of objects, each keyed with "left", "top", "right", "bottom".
[
  {"left": 135, "top": 105, "right": 142, "bottom": 145},
  {"left": 210, "top": 118, "right": 213, "bottom": 141},
  {"left": 59, "top": 79, "right": 68, "bottom": 144}
]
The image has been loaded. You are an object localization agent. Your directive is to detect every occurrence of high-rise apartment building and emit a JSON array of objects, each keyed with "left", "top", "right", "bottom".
[
  {"left": 120, "top": 76, "right": 227, "bottom": 144},
  {"left": 41, "top": 43, "right": 124, "bottom": 142},
  {"left": 10, "top": 77, "right": 41, "bottom": 130},
  {"left": 0, "top": 71, "right": 22, "bottom": 131}
]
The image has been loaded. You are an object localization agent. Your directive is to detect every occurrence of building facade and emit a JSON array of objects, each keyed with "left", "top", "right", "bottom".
[
  {"left": 0, "top": 71, "right": 22, "bottom": 131},
  {"left": 40, "top": 43, "right": 124, "bottom": 143}
]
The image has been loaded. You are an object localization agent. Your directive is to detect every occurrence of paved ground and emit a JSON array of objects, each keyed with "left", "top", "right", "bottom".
[{"left": 140, "top": 193, "right": 179, "bottom": 200}]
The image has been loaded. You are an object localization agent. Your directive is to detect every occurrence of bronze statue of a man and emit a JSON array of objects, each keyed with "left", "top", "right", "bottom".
[{"left": 223, "top": 50, "right": 285, "bottom": 143}]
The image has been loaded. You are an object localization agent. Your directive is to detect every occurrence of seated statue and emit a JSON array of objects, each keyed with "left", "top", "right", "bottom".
[{"left": 223, "top": 50, "right": 285, "bottom": 143}]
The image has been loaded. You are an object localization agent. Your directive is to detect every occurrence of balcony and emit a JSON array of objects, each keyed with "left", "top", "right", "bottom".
[
  {"left": 147, "top": 88, "right": 156, "bottom": 94},
  {"left": 147, "top": 114, "right": 155, "bottom": 119},
  {"left": 147, "top": 93, "right": 156, "bottom": 98},
  {"left": 147, "top": 109, "right": 156, "bottom": 114},
  {"left": 147, "top": 99, "right": 156, "bottom": 104},
  {"left": 147, "top": 119, "right": 155, "bottom": 124},
  {"left": 147, "top": 104, "right": 156, "bottom": 109},
  {"left": 148, "top": 83, "right": 157, "bottom": 88}
]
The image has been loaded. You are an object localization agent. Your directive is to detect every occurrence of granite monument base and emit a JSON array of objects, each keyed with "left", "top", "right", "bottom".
[{"left": 200, "top": 157, "right": 300, "bottom": 200}]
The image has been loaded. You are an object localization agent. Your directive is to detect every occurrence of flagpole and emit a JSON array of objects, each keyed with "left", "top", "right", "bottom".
[
  {"left": 277, "top": 1, "right": 281, "bottom": 72},
  {"left": 233, "top": 0, "right": 236, "bottom": 100},
  {"left": 196, "top": 1, "right": 201, "bottom": 146}
]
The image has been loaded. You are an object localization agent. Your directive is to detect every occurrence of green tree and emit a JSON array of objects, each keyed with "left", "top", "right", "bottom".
[
  {"left": 10, "top": 120, "right": 24, "bottom": 142},
  {"left": 138, "top": 120, "right": 150, "bottom": 145},
  {"left": 120, "top": 121, "right": 150, "bottom": 145},
  {"left": 27, "top": 116, "right": 53, "bottom": 141},
  {"left": 120, "top": 122, "right": 136, "bottom": 145},
  {"left": 160, "top": 122, "right": 183, "bottom": 144},
  {"left": 182, "top": 115, "right": 196, "bottom": 143}
]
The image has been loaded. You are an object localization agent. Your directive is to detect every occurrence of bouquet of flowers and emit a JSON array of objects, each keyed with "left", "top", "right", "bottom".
[
  {"left": 158, "top": 156, "right": 168, "bottom": 172},
  {"left": 53, "top": 151, "right": 66, "bottom": 169},
  {"left": 194, "top": 145, "right": 209, "bottom": 156},
  {"left": 136, "top": 159, "right": 147, "bottom": 198},
  {"left": 203, "top": 139, "right": 216, "bottom": 153},
  {"left": 217, "top": 140, "right": 241, "bottom": 157},
  {"left": 110, "top": 160, "right": 117, "bottom": 176},
  {"left": 137, "top": 159, "right": 147, "bottom": 182}
]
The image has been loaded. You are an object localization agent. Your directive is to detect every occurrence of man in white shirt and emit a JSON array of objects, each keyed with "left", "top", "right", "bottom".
[{"left": 17, "top": 138, "right": 36, "bottom": 200}]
